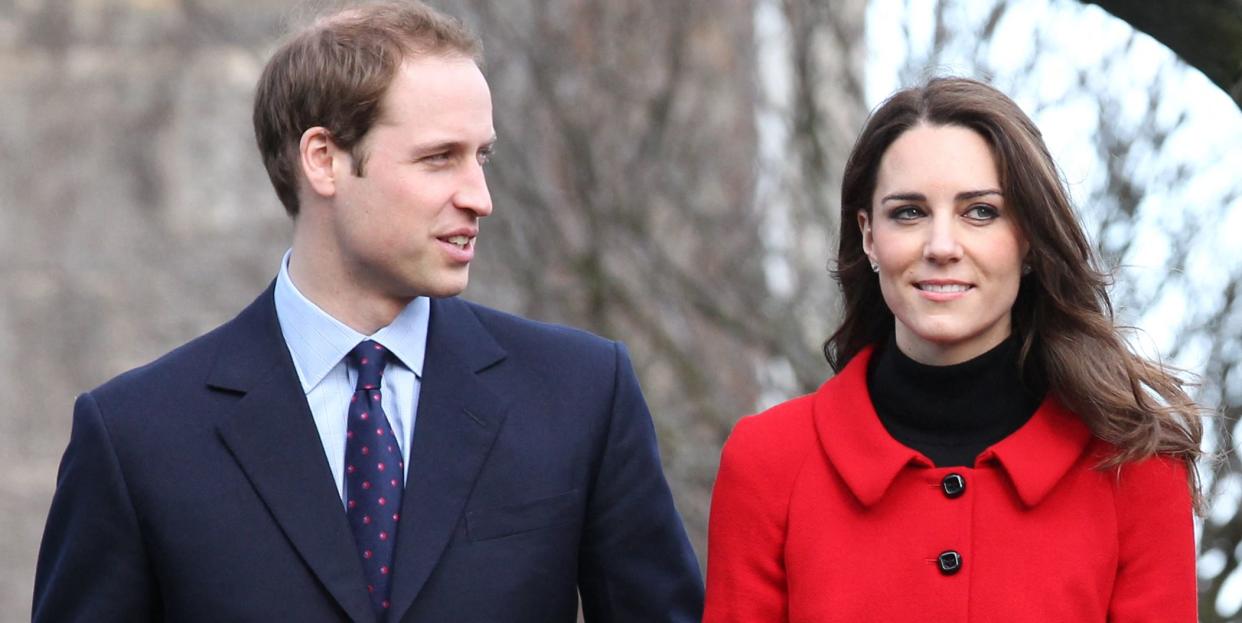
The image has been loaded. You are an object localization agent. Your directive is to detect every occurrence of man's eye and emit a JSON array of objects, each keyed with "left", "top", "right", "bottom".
[
  {"left": 477, "top": 148, "right": 493, "bottom": 165},
  {"left": 423, "top": 152, "right": 450, "bottom": 164}
]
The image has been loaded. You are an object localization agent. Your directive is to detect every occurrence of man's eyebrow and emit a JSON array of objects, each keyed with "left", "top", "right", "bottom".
[
  {"left": 412, "top": 140, "right": 462, "bottom": 153},
  {"left": 879, "top": 189, "right": 1002, "bottom": 202},
  {"left": 412, "top": 136, "right": 498, "bottom": 153}
]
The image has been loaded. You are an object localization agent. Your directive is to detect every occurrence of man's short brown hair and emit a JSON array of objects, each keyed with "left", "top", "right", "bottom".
[{"left": 253, "top": 1, "right": 482, "bottom": 216}]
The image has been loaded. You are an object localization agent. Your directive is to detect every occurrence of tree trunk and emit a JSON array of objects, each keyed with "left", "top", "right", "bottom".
[{"left": 1085, "top": 0, "right": 1242, "bottom": 109}]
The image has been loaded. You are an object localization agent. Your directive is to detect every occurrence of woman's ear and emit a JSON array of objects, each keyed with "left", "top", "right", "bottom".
[
  {"left": 1020, "top": 236, "right": 1033, "bottom": 275},
  {"left": 858, "top": 210, "right": 876, "bottom": 263}
]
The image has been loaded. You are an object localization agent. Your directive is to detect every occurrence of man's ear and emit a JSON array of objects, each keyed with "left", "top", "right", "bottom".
[
  {"left": 857, "top": 210, "right": 875, "bottom": 259},
  {"left": 299, "top": 126, "right": 339, "bottom": 199}
]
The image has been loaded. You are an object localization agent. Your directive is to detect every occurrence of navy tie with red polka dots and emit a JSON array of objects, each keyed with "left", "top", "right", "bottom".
[{"left": 344, "top": 340, "right": 404, "bottom": 617}]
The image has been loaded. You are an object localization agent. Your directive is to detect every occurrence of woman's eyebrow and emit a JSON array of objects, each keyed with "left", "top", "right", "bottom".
[
  {"left": 956, "top": 189, "right": 1003, "bottom": 200},
  {"left": 879, "top": 189, "right": 1002, "bottom": 203}
]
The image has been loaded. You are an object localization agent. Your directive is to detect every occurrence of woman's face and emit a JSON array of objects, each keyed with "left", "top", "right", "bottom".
[{"left": 859, "top": 123, "right": 1028, "bottom": 366}]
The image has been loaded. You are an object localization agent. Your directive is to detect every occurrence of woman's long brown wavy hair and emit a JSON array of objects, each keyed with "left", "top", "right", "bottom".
[{"left": 825, "top": 77, "right": 1203, "bottom": 509}]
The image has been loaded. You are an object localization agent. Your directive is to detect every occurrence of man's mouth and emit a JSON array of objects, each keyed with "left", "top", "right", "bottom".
[{"left": 445, "top": 235, "right": 471, "bottom": 249}]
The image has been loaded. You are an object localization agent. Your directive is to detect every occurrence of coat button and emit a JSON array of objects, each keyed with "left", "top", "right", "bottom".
[
  {"left": 941, "top": 473, "right": 966, "bottom": 498},
  {"left": 938, "top": 550, "right": 962, "bottom": 575}
]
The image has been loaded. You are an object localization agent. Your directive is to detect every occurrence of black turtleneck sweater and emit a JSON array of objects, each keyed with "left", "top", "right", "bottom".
[{"left": 866, "top": 334, "right": 1047, "bottom": 468}]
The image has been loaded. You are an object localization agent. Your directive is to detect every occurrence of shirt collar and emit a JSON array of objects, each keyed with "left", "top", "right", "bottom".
[
  {"left": 814, "top": 345, "right": 1092, "bottom": 508},
  {"left": 273, "top": 249, "right": 429, "bottom": 392}
]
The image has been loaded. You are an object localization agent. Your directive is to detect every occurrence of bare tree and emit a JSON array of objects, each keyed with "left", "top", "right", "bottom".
[
  {"left": 1084, "top": 0, "right": 1242, "bottom": 109},
  {"left": 1, "top": 1, "right": 302, "bottom": 617},
  {"left": 1, "top": 2, "right": 876, "bottom": 616},
  {"left": 437, "top": 0, "right": 870, "bottom": 555}
]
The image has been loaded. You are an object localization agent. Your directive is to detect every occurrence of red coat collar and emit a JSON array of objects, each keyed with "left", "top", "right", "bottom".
[{"left": 813, "top": 346, "right": 1094, "bottom": 508}]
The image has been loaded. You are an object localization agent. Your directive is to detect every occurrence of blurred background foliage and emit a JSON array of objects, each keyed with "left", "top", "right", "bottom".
[{"left": 2, "top": 0, "right": 1239, "bottom": 619}]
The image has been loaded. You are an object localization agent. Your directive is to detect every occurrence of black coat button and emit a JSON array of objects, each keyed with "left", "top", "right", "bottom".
[
  {"left": 938, "top": 551, "right": 962, "bottom": 575},
  {"left": 941, "top": 473, "right": 966, "bottom": 498}
]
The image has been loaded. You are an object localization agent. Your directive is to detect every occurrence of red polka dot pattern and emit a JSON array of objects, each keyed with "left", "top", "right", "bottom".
[{"left": 344, "top": 340, "right": 403, "bottom": 616}]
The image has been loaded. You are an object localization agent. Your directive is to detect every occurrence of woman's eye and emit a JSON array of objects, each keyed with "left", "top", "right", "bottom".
[
  {"left": 965, "top": 204, "right": 999, "bottom": 220},
  {"left": 891, "top": 206, "right": 924, "bottom": 220}
]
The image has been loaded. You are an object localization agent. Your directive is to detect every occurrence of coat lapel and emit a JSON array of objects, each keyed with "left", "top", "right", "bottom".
[
  {"left": 387, "top": 297, "right": 508, "bottom": 622},
  {"left": 209, "top": 285, "right": 375, "bottom": 623}
]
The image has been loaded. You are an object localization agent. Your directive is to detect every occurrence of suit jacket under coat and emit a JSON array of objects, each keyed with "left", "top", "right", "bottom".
[
  {"left": 34, "top": 286, "right": 704, "bottom": 622},
  {"left": 703, "top": 346, "right": 1195, "bottom": 622}
]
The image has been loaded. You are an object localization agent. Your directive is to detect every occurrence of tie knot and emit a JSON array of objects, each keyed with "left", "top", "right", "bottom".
[{"left": 348, "top": 340, "right": 390, "bottom": 391}]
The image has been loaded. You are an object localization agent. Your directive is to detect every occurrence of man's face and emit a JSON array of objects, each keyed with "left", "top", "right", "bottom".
[{"left": 329, "top": 54, "right": 495, "bottom": 302}]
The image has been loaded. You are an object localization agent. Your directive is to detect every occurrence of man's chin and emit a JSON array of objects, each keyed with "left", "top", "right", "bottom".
[{"left": 416, "top": 275, "right": 470, "bottom": 299}]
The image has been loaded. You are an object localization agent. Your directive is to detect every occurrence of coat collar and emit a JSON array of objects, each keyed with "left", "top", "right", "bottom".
[
  {"left": 206, "top": 287, "right": 509, "bottom": 623},
  {"left": 208, "top": 283, "right": 377, "bottom": 623},
  {"left": 386, "top": 296, "right": 509, "bottom": 621},
  {"left": 813, "top": 346, "right": 1093, "bottom": 509},
  {"left": 981, "top": 395, "right": 1093, "bottom": 507}
]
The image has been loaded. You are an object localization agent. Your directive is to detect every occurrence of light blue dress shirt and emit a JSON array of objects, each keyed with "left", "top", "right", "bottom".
[{"left": 272, "top": 250, "right": 429, "bottom": 505}]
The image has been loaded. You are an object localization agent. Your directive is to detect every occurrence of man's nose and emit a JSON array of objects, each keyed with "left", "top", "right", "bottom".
[{"left": 455, "top": 161, "right": 492, "bottom": 217}]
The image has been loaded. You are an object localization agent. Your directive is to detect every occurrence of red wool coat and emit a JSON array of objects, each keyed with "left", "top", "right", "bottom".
[{"left": 704, "top": 347, "right": 1195, "bottom": 622}]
